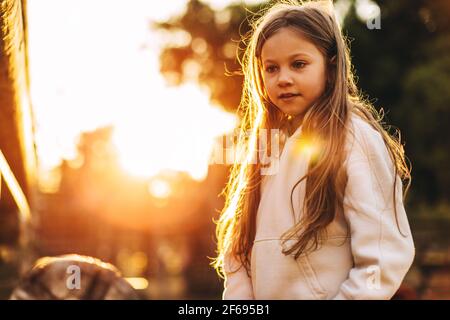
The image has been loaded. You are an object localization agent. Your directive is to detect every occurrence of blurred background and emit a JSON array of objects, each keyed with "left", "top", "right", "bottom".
[{"left": 0, "top": 0, "right": 449, "bottom": 299}]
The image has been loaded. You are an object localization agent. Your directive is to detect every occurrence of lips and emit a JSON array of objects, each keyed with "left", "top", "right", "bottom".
[{"left": 279, "top": 93, "right": 301, "bottom": 99}]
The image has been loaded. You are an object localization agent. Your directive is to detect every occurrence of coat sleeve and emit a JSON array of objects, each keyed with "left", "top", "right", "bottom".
[
  {"left": 332, "top": 122, "right": 415, "bottom": 300},
  {"left": 222, "top": 251, "right": 255, "bottom": 300}
]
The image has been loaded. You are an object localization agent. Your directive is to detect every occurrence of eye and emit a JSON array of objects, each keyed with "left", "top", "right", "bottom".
[
  {"left": 265, "top": 65, "right": 278, "bottom": 73},
  {"left": 292, "top": 60, "right": 307, "bottom": 69}
]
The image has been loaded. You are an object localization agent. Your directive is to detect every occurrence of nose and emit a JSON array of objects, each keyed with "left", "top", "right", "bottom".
[{"left": 277, "top": 69, "right": 293, "bottom": 87}]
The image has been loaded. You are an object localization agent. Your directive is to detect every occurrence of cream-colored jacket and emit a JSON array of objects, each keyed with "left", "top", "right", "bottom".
[{"left": 223, "top": 115, "right": 415, "bottom": 300}]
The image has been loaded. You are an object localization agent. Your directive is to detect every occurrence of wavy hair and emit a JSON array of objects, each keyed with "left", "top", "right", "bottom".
[{"left": 212, "top": 0, "right": 411, "bottom": 278}]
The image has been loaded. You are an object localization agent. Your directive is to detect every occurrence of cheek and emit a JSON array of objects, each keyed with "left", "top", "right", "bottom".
[
  {"left": 303, "top": 68, "right": 327, "bottom": 98},
  {"left": 263, "top": 77, "right": 277, "bottom": 97}
]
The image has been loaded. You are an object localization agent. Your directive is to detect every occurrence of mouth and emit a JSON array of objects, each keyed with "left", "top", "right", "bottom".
[{"left": 278, "top": 93, "right": 301, "bottom": 100}]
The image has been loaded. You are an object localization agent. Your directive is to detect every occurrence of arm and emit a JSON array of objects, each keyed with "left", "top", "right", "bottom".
[
  {"left": 222, "top": 252, "right": 254, "bottom": 300},
  {"left": 332, "top": 124, "right": 415, "bottom": 300}
]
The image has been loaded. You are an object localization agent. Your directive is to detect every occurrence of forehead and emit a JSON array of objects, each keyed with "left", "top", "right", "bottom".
[{"left": 260, "top": 27, "right": 322, "bottom": 62}]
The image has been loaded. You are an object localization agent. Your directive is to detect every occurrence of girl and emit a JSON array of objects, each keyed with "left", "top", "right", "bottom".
[{"left": 212, "top": 0, "right": 415, "bottom": 299}]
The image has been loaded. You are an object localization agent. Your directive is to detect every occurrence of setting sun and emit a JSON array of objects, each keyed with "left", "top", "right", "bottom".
[
  {"left": 27, "top": 0, "right": 238, "bottom": 188},
  {"left": 111, "top": 83, "right": 236, "bottom": 180}
]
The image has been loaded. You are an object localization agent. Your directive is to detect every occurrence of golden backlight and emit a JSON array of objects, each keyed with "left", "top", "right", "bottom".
[{"left": 27, "top": 0, "right": 237, "bottom": 188}]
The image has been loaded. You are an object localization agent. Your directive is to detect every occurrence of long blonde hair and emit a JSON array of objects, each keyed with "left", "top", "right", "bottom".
[{"left": 212, "top": 0, "right": 411, "bottom": 278}]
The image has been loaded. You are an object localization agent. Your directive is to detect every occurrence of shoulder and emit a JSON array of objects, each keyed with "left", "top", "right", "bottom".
[
  {"left": 343, "top": 115, "right": 398, "bottom": 203},
  {"left": 345, "top": 114, "right": 388, "bottom": 162}
]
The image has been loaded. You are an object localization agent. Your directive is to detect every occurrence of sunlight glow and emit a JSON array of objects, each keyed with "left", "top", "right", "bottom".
[
  {"left": 148, "top": 178, "right": 172, "bottom": 199},
  {"left": 0, "top": 151, "right": 31, "bottom": 224},
  {"left": 292, "top": 137, "right": 322, "bottom": 161},
  {"left": 111, "top": 83, "right": 236, "bottom": 180},
  {"left": 124, "top": 277, "right": 149, "bottom": 290},
  {"left": 27, "top": 0, "right": 238, "bottom": 185},
  {"left": 355, "top": 0, "right": 381, "bottom": 21}
]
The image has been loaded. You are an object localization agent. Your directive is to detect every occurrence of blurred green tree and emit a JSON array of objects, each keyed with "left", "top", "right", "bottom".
[
  {"left": 152, "top": 0, "right": 266, "bottom": 112},
  {"left": 344, "top": 0, "right": 450, "bottom": 205}
]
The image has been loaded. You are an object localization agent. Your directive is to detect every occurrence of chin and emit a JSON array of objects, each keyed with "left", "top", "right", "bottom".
[{"left": 284, "top": 110, "right": 305, "bottom": 117}]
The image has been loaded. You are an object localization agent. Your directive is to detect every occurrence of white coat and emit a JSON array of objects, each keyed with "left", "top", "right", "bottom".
[{"left": 223, "top": 115, "right": 415, "bottom": 299}]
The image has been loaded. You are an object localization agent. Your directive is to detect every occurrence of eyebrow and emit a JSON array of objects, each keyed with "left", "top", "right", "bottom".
[{"left": 262, "top": 52, "right": 312, "bottom": 64}]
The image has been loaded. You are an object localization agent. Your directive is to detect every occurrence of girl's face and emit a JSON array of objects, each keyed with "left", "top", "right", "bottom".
[{"left": 260, "top": 27, "right": 328, "bottom": 119}]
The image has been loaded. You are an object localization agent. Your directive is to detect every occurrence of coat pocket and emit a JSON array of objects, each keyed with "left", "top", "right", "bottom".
[{"left": 295, "top": 255, "right": 328, "bottom": 300}]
